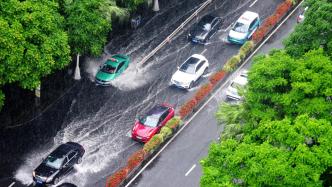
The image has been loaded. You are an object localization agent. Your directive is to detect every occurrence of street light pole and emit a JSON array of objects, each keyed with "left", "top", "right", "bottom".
[
  {"left": 153, "top": 0, "right": 159, "bottom": 12},
  {"left": 74, "top": 53, "right": 81, "bottom": 80}
]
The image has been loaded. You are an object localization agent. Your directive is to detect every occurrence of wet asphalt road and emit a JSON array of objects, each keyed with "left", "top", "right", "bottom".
[
  {"left": 0, "top": 0, "right": 286, "bottom": 186},
  {"left": 129, "top": 6, "right": 300, "bottom": 187}
]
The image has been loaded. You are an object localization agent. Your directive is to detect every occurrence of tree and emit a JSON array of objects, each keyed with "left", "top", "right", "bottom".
[
  {"left": 0, "top": 0, "right": 70, "bottom": 109},
  {"left": 62, "top": 0, "right": 129, "bottom": 57},
  {"left": 246, "top": 49, "right": 332, "bottom": 122},
  {"left": 201, "top": 115, "right": 332, "bottom": 186},
  {"left": 284, "top": 0, "right": 332, "bottom": 57}
]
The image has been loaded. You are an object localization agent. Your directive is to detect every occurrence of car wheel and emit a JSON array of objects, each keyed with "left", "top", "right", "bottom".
[
  {"left": 53, "top": 177, "right": 60, "bottom": 185},
  {"left": 77, "top": 157, "right": 82, "bottom": 164}
]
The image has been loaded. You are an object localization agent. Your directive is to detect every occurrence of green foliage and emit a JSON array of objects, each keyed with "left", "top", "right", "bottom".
[
  {"left": 159, "top": 126, "right": 172, "bottom": 139},
  {"left": 239, "top": 41, "right": 254, "bottom": 60},
  {"left": 222, "top": 55, "right": 241, "bottom": 72},
  {"left": 118, "top": 0, "right": 146, "bottom": 11},
  {"left": 63, "top": 0, "right": 113, "bottom": 56},
  {"left": 0, "top": 0, "right": 70, "bottom": 90},
  {"left": 165, "top": 116, "right": 182, "bottom": 131},
  {"left": 0, "top": 90, "right": 4, "bottom": 110},
  {"left": 247, "top": 49, "right": 332, "bottom": 121},
  {"left": 202, "top": 48, "right": 332, "bottom": 185},
  {"left": 143, "top": 134, "right": 163, "bottom": 153},
  {"left": 284, "top": 0, "right": 332, "bottom": 57}
]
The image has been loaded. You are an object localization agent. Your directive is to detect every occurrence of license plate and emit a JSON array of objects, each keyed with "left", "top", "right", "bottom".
[{"left": 36, "top": 180, "right": 43, "bottom": 184}]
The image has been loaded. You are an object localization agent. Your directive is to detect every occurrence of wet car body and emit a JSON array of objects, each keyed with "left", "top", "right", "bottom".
[
  {"left": 132, "top": 104, "right": 175, "bottom": 143},
  {"left": 32, "top": 142, "right": 85, "bottom": 185},
  {"left": 188, "top": 15, "right": 223, "bottom": 44},
  {"left": 95, "top": 54, "right": 130, "bottom": 85}
]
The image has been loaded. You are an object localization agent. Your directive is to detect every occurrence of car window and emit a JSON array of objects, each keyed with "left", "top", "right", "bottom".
[
  {"left": 232, "top": 22, "right": 249, "bottom": 33},
  {"left": 139, "top": 114, "right": 160, "bottom": 127},
  {"left": 159, "top": 111, "right": 169, "bottom": 124},
  {"left": 249, "top": 18, "right": 258, "bottom": 29},
  {"left": 44, "top": 155, "right": 64, "bottom": 169},
  {"left": 196, "top": 61, "right": 204, "bottom": 72},
  {"left": 180, "top": 57, "right": 199, "bottom": 74},
  {"left": 68, "top": 152, "right": 76, "bottom": 160},
  {"left": 116, "top": 62, "right": 124, "bottom": 72}
]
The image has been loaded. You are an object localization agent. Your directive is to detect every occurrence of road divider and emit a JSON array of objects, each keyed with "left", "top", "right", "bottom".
[
  {"left": 140, "top": 0, "right": 214, "bottom": 64},
  {"left": 105, "top": 0, "right": 303, "bottom": 186}
]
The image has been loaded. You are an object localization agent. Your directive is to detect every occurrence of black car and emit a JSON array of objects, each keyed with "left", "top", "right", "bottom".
[
  {"left": 188, "top": 15, "right": 223, "bottom": 44},
  {"left": 32, "top": 142, "right": 85, "bottom": 185}
]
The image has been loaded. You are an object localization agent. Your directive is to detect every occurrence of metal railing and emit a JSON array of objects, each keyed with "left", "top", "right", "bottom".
[{"left": 140, "top": 0, "right": 214, "bottom": 64}]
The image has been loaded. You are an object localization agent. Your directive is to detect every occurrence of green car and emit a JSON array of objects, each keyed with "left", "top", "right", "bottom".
[{"left": 95, "top": 54, "right": 130, "bottom": 85}]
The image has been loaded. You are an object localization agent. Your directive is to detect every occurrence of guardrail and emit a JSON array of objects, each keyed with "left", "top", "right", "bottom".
[{"left": 139, "top": 0, "right": 214, "bottom": 64}]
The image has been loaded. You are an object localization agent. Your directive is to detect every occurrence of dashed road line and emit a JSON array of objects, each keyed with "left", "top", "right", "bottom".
[
  {"left": 185, "top": 164, "right": 196, "bottom": 176},
  {"left": 8, "top": 182, "right": 15, "bottom": 187},
  {"left": 249, "top": 0, "right": 259, "bottom": 7},
  {"left": 201, "top": 49, "right": 208, "bottom": 54}
]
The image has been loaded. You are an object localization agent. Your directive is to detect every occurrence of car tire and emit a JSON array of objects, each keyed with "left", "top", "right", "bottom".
[
  {"left": 53, "top": 177, "right": 60, "bottom": 185},
  {"left": 77, "top": 157, "right": 82, "bottom": 164}
]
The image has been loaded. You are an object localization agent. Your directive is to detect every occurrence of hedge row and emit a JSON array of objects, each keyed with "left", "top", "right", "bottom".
[
  {"left": 252, "top": 0, "right": 293, "bottom": 43},
  {"left": 222, "top": 41, "right": 255, "bottom": 72}
]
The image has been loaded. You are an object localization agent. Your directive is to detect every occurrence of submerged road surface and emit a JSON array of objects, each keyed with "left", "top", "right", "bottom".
[{"left": 0, "top": 0, "right": 284, "bottom": 186}]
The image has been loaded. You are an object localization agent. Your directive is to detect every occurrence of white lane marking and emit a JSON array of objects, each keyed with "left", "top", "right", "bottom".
[
  {"left": 8, "top": 182, "right": 15, "bottom": 187},
  {"left": 201, "top": 49, "right": 207, "bottom": 54},
  {"left": 249, "top": 0, "right": 259, "bottom": 7},
  {"left": 185, "top": 164, "right": 196, "bottom": 176},
  {"left": 125, "top": 2, "right": 304, "bottom": 186}
]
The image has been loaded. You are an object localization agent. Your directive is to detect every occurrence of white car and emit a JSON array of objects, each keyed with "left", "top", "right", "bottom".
[
  {"left": 228, "top": 11, "right": 260, "bottom": 44},
  {"left": 171, "top": 54, "right": 209, "bottom": 89},
  {"left": 226, "top": 71, "right": 248, "bottom": 100}
]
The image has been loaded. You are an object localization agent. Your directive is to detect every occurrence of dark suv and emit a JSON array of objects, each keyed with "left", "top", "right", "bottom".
[
  {"left": 188, "top": 14, "right": 223, "bottom": 44},
  {"left": 32, "top": 142, "right": 85, "bottom": 185}
]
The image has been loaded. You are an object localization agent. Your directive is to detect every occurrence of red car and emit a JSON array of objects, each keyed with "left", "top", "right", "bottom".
[{"left": 131, "top": 104, "right": 175, "bottom": 143}]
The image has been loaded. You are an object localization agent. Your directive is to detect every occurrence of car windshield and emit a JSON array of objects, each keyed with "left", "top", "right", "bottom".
[
  {"left": 101, "top": 65, "right": 117, "bottom": 74},
  {"left": 232, "top": 22, "right": 249, "bottom": 33},
  {"left": 139, "top": 114, "right": 160, "bottom": 127},
  {"left": 44, "top": 155, "right": 64, "bottom": 169},
  {"left": 179, "top": 57, "right": 198, "bottom": 74}
]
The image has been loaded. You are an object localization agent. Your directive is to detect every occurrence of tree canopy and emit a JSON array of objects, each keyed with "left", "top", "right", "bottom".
[{"left": 284, "top": 0, "right": 332, "bottom": 57}]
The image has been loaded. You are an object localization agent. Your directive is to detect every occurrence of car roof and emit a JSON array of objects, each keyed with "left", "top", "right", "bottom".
[
  {"left": 147, "top": 104, "right": 169, "bottom": 116},
  {"left": 237, "top": 11, "right": 259, "bottom": 24},
  {"left": 233, "top": 75, "right": 248, "bottom": 85},
  {"left": 199, "top": 15, "right": 216, "bottom": 24},
  {"left": 49, "top": 143, "right": 76, "bottom": 158},
  {"left": 105, "top": 54, "right": 128, "bottom": 66}
]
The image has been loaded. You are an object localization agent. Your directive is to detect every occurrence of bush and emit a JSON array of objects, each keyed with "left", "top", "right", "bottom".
[
  {"left": 143, "top": 134, "right": 163, "bottom": 153},
  {"left": 179, "top": 99, "right": 197, "bottom": 119},
  {"left": 160, "top": 126, "right": 173, "bottom": 139},
  {"left": 239, "top": 41, "right": 255, "bottom": 60},
  {"left": 107, "top": 167, "right": 129, "bottom": 187},
  {"left": 209, "top": 70, "right": 226, "bottom": 86},
  {"left": 194, "top": 83, "right": 213, "bottom": 103},
  {"left": 165, "top": 116, "right": 182, "bottom": 130},
  {"left": 127, "top": 149, "right": 146, "bottom": 171},
  {"left": 275, "top": 1, "right": 292, "bottom": 18},
  {"left": 262, "top": 14, "right": 279, "bottom": 30},
  {"left": 222, "top": 55, "right": 241, "bottom": 72}
]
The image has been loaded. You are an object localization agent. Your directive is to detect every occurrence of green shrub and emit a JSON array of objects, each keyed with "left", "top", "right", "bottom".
[
  {"left": 165, "top": 116, "right": 182, "bottom": 131},
  {"left": 143, "top": 134, "right": 163, "bottom": 153},
  {"left": 239, "top": 41, "right": 255, "bottom": 60},
  {"left": 223, "top": 55, "right": 241, "bottom": 72},
  {"left": 160, "top": 126, "right": 172, "bottom": 139}
]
